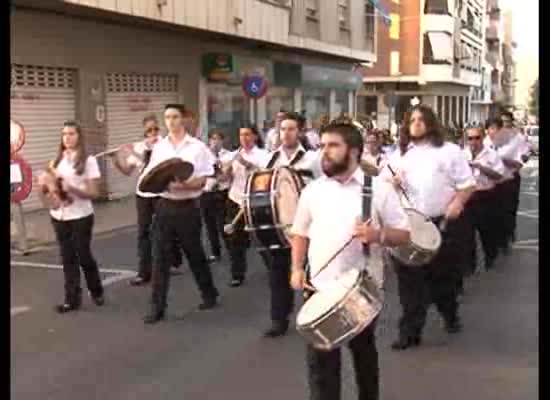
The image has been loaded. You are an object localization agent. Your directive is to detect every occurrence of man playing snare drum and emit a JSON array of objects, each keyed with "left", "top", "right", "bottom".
[{"left": 290, "top": 120, "right": 411, "bottom": 400}]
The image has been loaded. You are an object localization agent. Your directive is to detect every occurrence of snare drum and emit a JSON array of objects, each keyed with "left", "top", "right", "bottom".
[
  {"left": 244, "top": 167, "right": 304, "bottom": 250},
  {"left": 389, "top": 208, "right": 442, "bottom": 266},
  {"left": 296, "top": 268, "right": 382, "bottom": 351}
]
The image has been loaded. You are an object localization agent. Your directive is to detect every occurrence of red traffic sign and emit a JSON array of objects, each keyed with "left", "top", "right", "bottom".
[
  {"left": 242, "top": 74, "right": 268, "bottom": 99},
  {"left": 11, "top": 119, "right": 26, "bottom": 157},
  {"left": 11, "top": 155, "right": 33, "bottom": 203}
]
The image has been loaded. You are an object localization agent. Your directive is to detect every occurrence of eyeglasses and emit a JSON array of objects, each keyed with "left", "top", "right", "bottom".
[{"left": 467, "top": 136, "right": 481, "bottom": 141}]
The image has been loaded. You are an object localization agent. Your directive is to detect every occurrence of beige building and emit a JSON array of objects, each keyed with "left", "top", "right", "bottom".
[
  {"left": 359, "top": 0, "right": 486, "bottom": 129},
  {"left": 11, "top": 0, "right": 377, "bottom": 210}
]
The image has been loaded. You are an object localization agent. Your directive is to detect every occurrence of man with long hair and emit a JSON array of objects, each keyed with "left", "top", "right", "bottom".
[{"left": 383, "top": 104, "right": 476, "bottom": 350}]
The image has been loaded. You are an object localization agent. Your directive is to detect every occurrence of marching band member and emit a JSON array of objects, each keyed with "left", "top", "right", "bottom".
[
  {"left": 201, "top": 129, "right": 232, "bottom": 263},
  {"left": 40, "top": 121, "right": 104, "bottom": 313},
  {"left": 382, "top": 105, "right": 476, "bottom": 350},
  {"left": 259, "top": 112, "right": 321, "bottom": 338},
  {"left": 290, "top": 120, "right": 411, "bottom": 400},
  {"left": 143, "top": 104, "right": 219, "bottom": 324},
  {"left": 223, "top": 123, "right": 270, "bottom": 287},
  {"left": 463, "top": 126, "right": 505, "bottom": 270},
  {"left": 265, "top": 110, "right": 286, "bottom": 152},
  {"left": 484, "top": 117, "right": 524, "bottom": 253},
  {"left": 110, "top": 114, "right": 182, "bottom": 286},
  {"left": 362, "top": 130, "right": 387, "bottom": 173}
]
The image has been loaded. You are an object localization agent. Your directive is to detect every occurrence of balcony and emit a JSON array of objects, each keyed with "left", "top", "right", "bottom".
[
  {"left": 424, "top": 14, "right": 455, "bottom": 35},
  {"left": 491, "top": 87, "right": 504, "bottom": 102},
  {"left": 486, "top": 22, "right": 502, "bottom": 41},
  {"left": 486, "top": 50, "right": 503, "bottom": 70},
  {"left": 487, "top": 0, "right": 501, "bottom": 13}
]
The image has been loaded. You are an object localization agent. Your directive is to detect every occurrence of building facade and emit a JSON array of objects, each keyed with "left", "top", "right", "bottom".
[
  {"left": 11, "top": 0, "right": 377, "bottom": 210},
  {"left": 358, "top": 0, "right": 486, "bottom": 130}
]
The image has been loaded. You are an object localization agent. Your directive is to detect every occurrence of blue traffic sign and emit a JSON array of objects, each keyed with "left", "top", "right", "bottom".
[{"left": 242, "top": 74, "right": 268, "bottom": 99}]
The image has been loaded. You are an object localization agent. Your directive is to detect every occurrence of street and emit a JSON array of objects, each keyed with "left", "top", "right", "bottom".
[{"left": 11, "top": 170, "right": 538, "bottom": 400}]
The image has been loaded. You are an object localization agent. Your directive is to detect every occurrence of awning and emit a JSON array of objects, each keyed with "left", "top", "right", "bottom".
[{"left": 427, "top": 32, "right": 453, "bottom": 62}]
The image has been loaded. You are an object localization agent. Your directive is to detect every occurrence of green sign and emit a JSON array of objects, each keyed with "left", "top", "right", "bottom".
[{"left": 202, "top": 53, "right": 234, "bottom": 82}]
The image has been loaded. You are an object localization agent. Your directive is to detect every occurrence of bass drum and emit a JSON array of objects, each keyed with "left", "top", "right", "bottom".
[{"left": 244, "top": 167, "right": 304, "bottom": 250}]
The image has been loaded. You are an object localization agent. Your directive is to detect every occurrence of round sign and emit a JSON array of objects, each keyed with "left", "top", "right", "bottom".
[
  {"left": 11, "top": 119, "right": 26, "bottom": 156},
  {"left": 242, "top": 74, "right": 268, "bottom": 99},
  {"left": 10, "top": 155, "right": 33, "bottom": 203}
]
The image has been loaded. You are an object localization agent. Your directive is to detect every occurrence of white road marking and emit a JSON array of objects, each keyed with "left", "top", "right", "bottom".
[
  {"left": 522, "top": 192, "right": 539, "bottom": 197},
  {"left": 512, "top": 245, "right": 539, "bottom": 252},
  {"left": 11, "top": 306, "right": 31, "bottom": 316},
  {"left": 11, "top": 261, "right": 136, "bottom": 287},
  {"left": 514, "top": 239, "right": 539, "bottom": 245},
  {"left": 517, "top": 210, "right": 539, "bottom": 219}
]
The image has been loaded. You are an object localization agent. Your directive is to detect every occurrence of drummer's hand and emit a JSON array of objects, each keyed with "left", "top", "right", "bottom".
[
  {"left": 168, "top": 180, "right": 186, "bottom": 192},
  {"left": 353, "top": 219, "right": 379, "bottom": 244},
  {"left": 445, "top": 198, "right": 464, "bottom": 220},
  {"left": 290, "top": 269, "right": 306, "bottom": 290}
]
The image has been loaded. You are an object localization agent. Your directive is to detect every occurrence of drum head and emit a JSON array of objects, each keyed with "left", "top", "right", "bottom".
[
  {"left": 297, "top": 268, "right": 359, "bottom": 326},
  {"left": 11, "top": 120, "right": 25, "bottom": 156},
  {"left": 273, "top": 167, "right": 303, "bottom": 237},
  {"left": 10, "top": 155, "right": 33, "bottom": 203},
  {"left": 405, "top": 209, "right": 441, "bottom": 250},
  {"left": 138, "top": 158, "right": 194, "bottom": 194}
]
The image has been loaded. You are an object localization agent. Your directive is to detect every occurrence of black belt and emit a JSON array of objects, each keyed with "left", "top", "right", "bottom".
[{"left": 158, "top": 197, "right": 198, "bottom": 208}]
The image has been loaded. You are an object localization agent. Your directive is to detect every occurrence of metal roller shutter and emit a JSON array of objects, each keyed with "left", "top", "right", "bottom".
[
  {"left": 105, "top": 73, "right": 178, "bottom": 199},
  {"left": 10, "top": 64, "right": 76, "bottom": 211}
]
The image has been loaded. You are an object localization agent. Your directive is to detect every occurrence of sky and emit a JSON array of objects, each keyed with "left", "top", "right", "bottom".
[{"left": 501, "top": 0, "right": 539, "bottom": 106}]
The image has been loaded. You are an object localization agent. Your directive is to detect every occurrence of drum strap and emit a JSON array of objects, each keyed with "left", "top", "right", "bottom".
[
  {"left": 140, "top": 149, "right": 153, "bottom": 174},
  {"left": 362, "top": 174, "right": 373, "bottom": 256},
  {"left": 265, "top": 149, "right": 306, "bottom": 169}
]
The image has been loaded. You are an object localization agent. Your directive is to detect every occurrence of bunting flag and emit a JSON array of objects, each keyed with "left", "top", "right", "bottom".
[{"left": 369, "top": 0, "right": 392, "bottom": 26}]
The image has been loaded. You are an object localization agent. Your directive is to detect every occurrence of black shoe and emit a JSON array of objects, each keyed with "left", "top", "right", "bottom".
[
  {"left": 198, "top": 297, "right": 218, "bottom": 310},
  {"left": 130, "top": 277, "right": 150, "bottom": 286},
  {"left": 263, "top": 321, "right": 289, "bottom": 338},
  {"left": 229, "top": 278, "right": 244, "bottom": 287},
  {"left": 144, "top": 309, "right": 165, "bottom": 324},
  {"left": 445, "top": 320, "right": 463, "bottom": 334},
  {"left": 391, "top": 336, "right": 421, "bottom": 351},
  {"left": 91, "top": 294, "right": 105, "bottom": 306},
  {"left": 207, "top": 255, "right": 221, "bottom": 263},
  {"left": 55, "top": 303, "right": 80, "bottom": 314}
]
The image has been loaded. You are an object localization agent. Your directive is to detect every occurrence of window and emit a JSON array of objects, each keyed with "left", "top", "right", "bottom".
[
  {"left": 423, "top": 32, "right": 453, "bottom": 64},
  {"left": 389, "top": 14, "right": 400, "bottom": 39},
  {"left": 390, "top": 51, "right": 400, "bottom": 76},
  {"left": 424, "top": 0, "right": 449, "bottom": 15},
  {"left": 443, "top": 96, "right": 450, "bottom": 126},
  {"left": 306, "top": 0, "right": 319, "bottom": 20},
  {"left": 338, "top": 0, "right": 350, "bottom": 29},
  {"left": 365, "top": 1, "right": 376, "bottom": 52},
  {"left": 437, "top": 96, "right": 444, "bottom": 120},
  {"left": 260, "top": 0, "right": 292, "bottom": 8}
]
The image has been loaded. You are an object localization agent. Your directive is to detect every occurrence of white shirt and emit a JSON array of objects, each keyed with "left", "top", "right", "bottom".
[
  {"left": 362, "top": 150, "right": 388, "bottom": 172},
  {"left": 204, "top": 148, "right": 232, "bottom": 192},
  {"left": 265, "top": 128, "right": 280, "bottom": 152},
  {"left": 228, "top": 146, "right": 271, "bottom": 206},
  {"left": 484, "top": 134, "right": 524, "bottom": 181},
  {"left": 143, "top": 134, "right": 214, "bottom": 200},
  {"left": 304, "top": 129, "right": 321, "bottom": 149},
  {"left": 50, "top": 155, "right": 101, "bottom": 221},
  {"left": 268, "top": 145, "right": 322, "bottom": 184},
  {"left": 463, "top": 146, "right": 506, "bottom": 191},
  {"left": 383, "top": 141, "right": 475, "bottom": 218},
  {"left": 291, "top": 168, "right": 410, "bottom": 290}
]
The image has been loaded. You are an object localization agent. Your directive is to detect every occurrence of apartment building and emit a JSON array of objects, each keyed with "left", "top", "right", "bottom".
[
  {"left": 11, "top": 0, "right": 376, "bottom": 210},
  {"left": 358, "top": 0, "right": 486, "bottom": 129},
  {"left": 501, "top": 9, "right": 517, "bottom": 111}
]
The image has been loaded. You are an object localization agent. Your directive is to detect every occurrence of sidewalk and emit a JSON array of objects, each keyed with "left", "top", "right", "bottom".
[{"left": 10, "top": 196, "right": 137, "bottom": 252}]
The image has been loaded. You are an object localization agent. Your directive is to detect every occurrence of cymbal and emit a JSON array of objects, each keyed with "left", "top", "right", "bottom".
[{"left": 139, "top": 158, "right": 194, "bottom": 194}]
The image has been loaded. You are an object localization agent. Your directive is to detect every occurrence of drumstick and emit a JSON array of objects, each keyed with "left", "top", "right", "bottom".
[
  {"left": 309, "top": 236, "right": 356, "bottom": 281},
  {"left": 387, "top": 164, "right": 411, "bottom": 204},
  {"left": 223, "top": 208, "right": 245, "bottom": 235}
]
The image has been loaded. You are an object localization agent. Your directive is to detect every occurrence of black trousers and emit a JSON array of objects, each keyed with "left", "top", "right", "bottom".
[
  {"left": 151, "top": 198, "right": 219, "bottom": 311},
  {"left": 466, "top": 189, "right": 500, "bottom": 268},
  {"left": 307, "top": 320, "right": 379, "bottom": 400},
  {"left": 223, "top": 198, "right": 250, "bottom": 280},
  {"left": 200, "top": 189, "right": 228, "bottom": 258},
  {"left": 394, "top": 216, "right": 467, "bottom": 340},
  {"left": 258, "top": 248, "right": 294, "bottom": 322},
  {"left": 495, "top": 176, "right": 520, "bottom": 249},
  {"left": 51, "top": 214, "right": 104, "bottom": 305},
  {"left": 136, "top": 195, "right": 182, "bottom": 280}
]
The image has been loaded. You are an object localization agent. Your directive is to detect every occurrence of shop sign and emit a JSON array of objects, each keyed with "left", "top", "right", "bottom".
[{"left": 202, "top": 53, "right": 234, "bottom": 82}]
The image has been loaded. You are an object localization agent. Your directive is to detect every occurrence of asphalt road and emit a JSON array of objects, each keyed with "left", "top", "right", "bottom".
[{"left": 11, "top": 170, "right": 539, "bottom": 400}]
